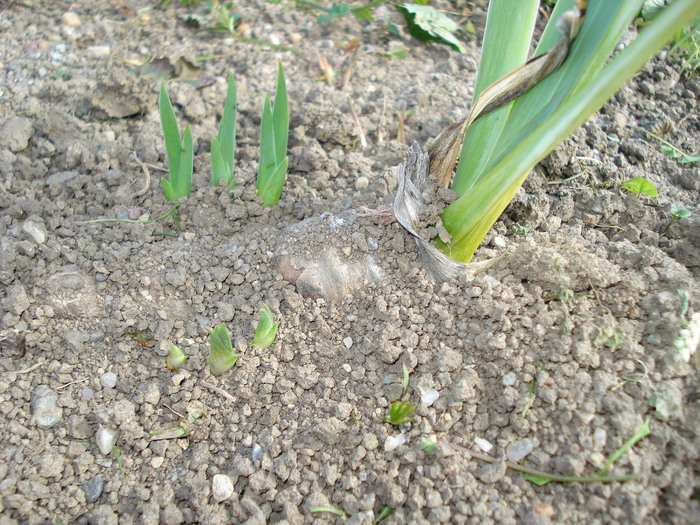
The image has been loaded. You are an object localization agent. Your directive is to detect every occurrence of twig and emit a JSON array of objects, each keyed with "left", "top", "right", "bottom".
[
  {"left": 451, "top": 443, "right": 637, "bottom": 483},
  {"left": 130, "top": 154, "right": 151, "bottom": 198},
  {"left": 347, "top": 96, "right": 368, "bottom": 149},
  {"left": 58, "top": 378, "right": 88, "bottom": 390},
  {"left": 17, "top": 361, "right": 45, "bottom": 374},
  {"left": 201, "top": 381, "right": 236, "bottom": 402}
]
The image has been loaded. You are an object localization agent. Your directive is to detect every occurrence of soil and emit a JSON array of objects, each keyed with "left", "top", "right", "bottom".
[{"left": 1, "top": 1, "right": 699, "bottom": 524}]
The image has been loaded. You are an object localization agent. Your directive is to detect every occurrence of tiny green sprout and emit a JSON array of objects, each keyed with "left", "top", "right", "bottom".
[
  {"left": 385, "top": 400, "right": 416, "bottom": 425},
  {"left": 621, "top": 176, "right": 657, "bottom": 197},
  {"left": 664, "top": 204, "right": 693, "bottom": 234},
  {"left": 211, "top": 72, "right": 237, "bottom": 190},
  {"left": 598, "top": 416, "right": 651, "bottom": 476},
  {"left": 252, "top": 304, "right": 278, "bottom": 350},
  {"left": 209, "top": 323, "right": 238, "bottom": 377},
  {"left": 310, "top": 506, "right": 348, "bottom": 518},
  {"left": 159, "top": 82, "right": 193, "bottom": 201},
  {"left": 420, "top": 437, "right": 437, "bottom": 455},
  {"left": 372, "top": 506, "right": 395, "bottom": 524},
  {"left": 401, "top": 363, "right": 410, "bottom": 393},
  {"left": 257, "top": 61, "right": 289, "bottom": 207},
  {"left": 165, "top": 345, "right": 188, "bottom": 371},
  {"left": 113, "top": 445, "right": 125, "bottom": 475},
  {"left": 149, "top": 406, "right": 205, "bottom": 441}
]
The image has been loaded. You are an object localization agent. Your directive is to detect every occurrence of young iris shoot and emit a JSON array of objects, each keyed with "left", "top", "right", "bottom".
[
  {"left": 208, "top": 323, "right": 238, "bottom": 377},
  {"left": 257, "top": 62, "right": 289, "bottom": 207},
  {"left": 159, "top": 82, "right": 193, "bottom": 201},
  {"left": 211, "top": 72, "right": 237, "bottom": 189},
  {"left": 165, "top": 345, "right": 188, "bottom": 370},
  {"left": 429, "top": 0, "right": 700, "bottom": 263},
  {"left": 252, "top": 304, "right": 278, "bottom": 350}
]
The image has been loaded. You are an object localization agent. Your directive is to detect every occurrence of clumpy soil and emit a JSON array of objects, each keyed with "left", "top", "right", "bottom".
[{"left": 1, "top": 1, "right": 699, "bottom": 524}]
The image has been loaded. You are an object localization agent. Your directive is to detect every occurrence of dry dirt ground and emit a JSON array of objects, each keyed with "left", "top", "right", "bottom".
[{"left": 1, "top": 0, "right": 699, "bottom": 524}]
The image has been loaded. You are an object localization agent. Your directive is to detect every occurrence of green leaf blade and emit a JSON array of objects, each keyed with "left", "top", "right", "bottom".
[
  {"left": 272, "top": 62, "right": 289, "bottom": 165},
  {"left": 159, "top": 82, "right": 182, "bottom": 181},
  {"left": 400, "top": 4, "right": 466, "bottom": 53},
  {"left": 175, "top": 124, "right": 193, "bottom": 199},
  {"left": 259, "top": 158, "right": 288, "bottom": 208},
  {"left": 621, "top": 176, "right": 658, "bottom": 197},
  {"left": 257, "top": 94, "right": 276, "bottom": 194},
  {"left": 160, "top": 178, "right": 179, "bottom": 202},
  {"left": 218, "top": 72, "right": 237, "bottom": 179}
]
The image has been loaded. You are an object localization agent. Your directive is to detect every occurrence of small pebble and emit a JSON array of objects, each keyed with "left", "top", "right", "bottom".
[
  {"left": 421, "top": 389, "right": 440, "bottom": 407},
  {"left": 343, "top": 337, "right": 353, "bottom": 349},
  {"left": 101, "top": 372, "right": 117, "bottom": 389},
  {"left": 474, "top": 437, "right": 493, "bottom": 453},
  {"left": 507, "top": 437, "right": 534, "bottom": 462},
  {"left": 384, "top": 434, "right": 407, "bottom": 452},
  {"left": 252, "top": 443, "right": 263, "bottom": 463},
  {"left": 212, "top": 474, "right": 234, "bottom": 503},
  {"left": 533, "top": 502, "right": 555, "bottom": 518},
  {"left": 82, "top": 387, "right": 94, "bottom": 400},
  {"left": 87, "top": 45, "right": 111, "bottom": 57},
  {"left": 150, "top": 457, "right": 164, "bottom": 468},
  {"left": 96, "top": 427, "right": 119, "bottom": 455},
  {"left": 355, "top": 176, "right": 369, "bottom": 190},
  {"left": 81, "top": 476, "right": 104, "bottom": 503},
  {"left": 502, "top": 371, "right": 517, "bottom": 386},
  {"left": 491, "top": 236, "right": 506, "bottom": 248},
  {"left": 61, "top": 12, "right": 81, "bottom": 27},
  {"left": 31, "top": 385, "right": 63, "bottom": 429}
]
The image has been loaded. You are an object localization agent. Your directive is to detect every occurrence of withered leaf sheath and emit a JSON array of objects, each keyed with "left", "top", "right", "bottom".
[{"left": 428, "top": 0, "right": 588, "bottom": 187}]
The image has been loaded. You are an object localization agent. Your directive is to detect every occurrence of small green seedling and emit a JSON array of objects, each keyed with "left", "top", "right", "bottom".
[
  {"left": 420, "top": 437, "right": 437, "bottom": 455},
  {"left": 664, "top": 204, "right": 692, "bottom": 235},
  {"left": 621, "top": 176, "right": 658, "bottom": 197},
  {"left": 385, "top": 400, "right": 416, "bottom": 425},
  {"left": 211, "top": 72, "right": 237, "bottom": 189},
  {"left": 257, "top": 62, "right": 289, "bottom": 207},
  {"left": 166, "top": 345, "right": 188, "bottom": 370},
  {"left": 310, "top": 506, "right": 348, "bottom": 518},
  {"left": 149, "top": 406, "right": 205, "bottom": 440},
  {"left": 209, "top": 323, "right": 238, "bottom": 377},
  {"left": 373, "top": 506, "right": 395, "bottom": 524},
  {"left": 598, "top": 416, "right": 651, "bottom": 476},
  {"left": 252, "top": 304, "right": 278, "bottom": 350},
  {"left": 159, "top": 82, "right": 193, "bottom": 201},
  {"left": 519, "top": 379, "right": 536, "bottom": 420},
  {"left": 401, "top": 363, "right": 410, "bottom": 393}
]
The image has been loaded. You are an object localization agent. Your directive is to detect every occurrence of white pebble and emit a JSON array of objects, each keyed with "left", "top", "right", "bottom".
[
  {"left": 95, "top": 427, "right": 119, "bottom": 455},
  {"left": 384, "top": 434, "right": 407, "bottom": 452},
  {"left": 87, "top": 45, "right": 111, "bottom": 57},
  {"left": 502, "top": 372, "right": 517, "bottom": 386},
  {"left": 101, "top": 372, "right": 117, "bottom": 389},
  {"left": 355, "top": 176, "right": 369, "bottom": 190},
  {"left": 474, "top": 437, "right": 493, "bottom": 453},
  {"left": 343, "top": 337, "right": 353, "bottom": 349},
  {"left": 507, "top": 437, "right": 534, "bottom": 462},
  {"left": 212, "top": 474, "right": 234, "bottom": 503},
  {"left": 491, "top": 236, "right": 506, "bottom": 248},
  {"left": 421, "top": 389, "right": 440, "bottom": 407},
  {"left": 61, "top": 12, "right": 81, "bottom": 27}
]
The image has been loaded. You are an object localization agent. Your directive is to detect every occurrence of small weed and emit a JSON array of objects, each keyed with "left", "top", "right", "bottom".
[
  {"left": 598, "top": 416, "right": 651, "bottom": 476},
  {"left": 310, "top": 506, "right": 348, "bottom": 518},
  {"left": 211, "top": 72, "right": 237, "bottom": 189},
  {"left": 663, "top": 204, "right": 693, "bottom": 235},
  {"left": 640, "top": 127, "right": 700, "bottom": 165},
  {"left": 519, "top": 379, "right": 536, "bottom": 419},
  {"left": 81, "top": 205, "right": 182, "bottom": 237},
  {"left": 113, "top": 445, "right": 125, "bottom": 475},
  {"left": 128, "top": 330, "right": 156, "bottom": 348},
  {"left": 252, "top": 304, "right": 278, "bottom": 350},
  {"left": 669, "top": 17, "right": 700, "bottom": 73},
  {"left": 159, "top": 82, "right": 193, "bottom": 201},
  {"left": 621, "top": 176, "right": 658, "bottom": 197},
  {"left": 385, "top": 400, "right": 416, "bottom": 425},
  {"left": 594, "top": 318, "right": 624, "bottom": 352},
  {"left": 210, "top": 4, "right": 242, "bottom": 35},
  {"left": 401, "top": 363, "right": 410, "bottom": 393},
  {"left": 373, "top": 506, "right": 395, "bottom": 524},
  {"left": 257, "top": 62, "right": 289, "bottom": 207},
  {"left": 420, "top": 437, "right": 437, "bottom": 455},
  {"left": 149, "top": 405, "right": 205, "bottom": 440},
  {"left": 674, "top": 289, "right": 700, "bottom": 363},
  {"left": 208, "top": 323, "right": 238, "bottom": 377}
]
